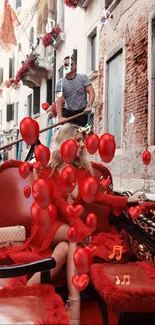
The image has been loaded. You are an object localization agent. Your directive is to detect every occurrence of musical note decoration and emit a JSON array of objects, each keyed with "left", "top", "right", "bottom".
[
  {"left": 99, "top": 9, "right": 113, "bottom": 26},
  {"left": 115, "top": 275, "right": 130, "bottom": 286},
  {"left": 46, "top": 17, "right": 55, "bottom": 33},
  {"left": 78, "top": 124, "right": 92, "bottom": 134},
  {"left": 108, "top": 245, "right": 122, "bottom": 260},
  {"left": 57, "top": 81, "right": 63, "bottom": 98}
]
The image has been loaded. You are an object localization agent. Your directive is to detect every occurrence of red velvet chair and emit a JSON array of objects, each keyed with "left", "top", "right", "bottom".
[{"left": 0, "top": 159, "right": 115, "bottom": 325}]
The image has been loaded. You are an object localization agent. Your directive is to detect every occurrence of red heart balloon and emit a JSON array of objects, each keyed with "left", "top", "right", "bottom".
[
  {"left": 20, "top": 117, "right": 40, "bottom": 145},
  {"left": 85, "top": 134, "right": 99, "bottom": 155},
  {"left": 68, "top": 227, "right": 77, "bottom": 243},
  {"left": 23, "top": 186, "right": 31, "bottom": 198},
  {"left": 32, "top": 178, "right": 54, "bottom": 209},
  {"left": 98, "top": 133, "right": 116, "bottom": 163},
  {"left": 30, "top": 202, "right": 55, "bottom": 231},
  {"left": 48, "top": 204, "right": 58, "bottom": 223},
  {"left": 129, "top": 206, "right": 141, "bottom": 220},
  {"left": 80, "top": 177, "right": 99, "bottom": 204},
  {"left": 60, "top": 139, "right": 77, "bottom": 164},
  {"left": 100, "top": 177, "right": 111, "bottom": 191},
  {"left": 42, "top": 102, "right": 50, "bottom": 111},
  {"left": 84, "top": 245, "right": 98, "bottom": 257},
  {"left": 113, "top": 208, "right": 122, "bottom": 216},
  {"left": 142, "top": 149, "right": 151, "bottom": 165},
  {"left": 60, "top": 166, "right": 76, "bottom": 193},
  {"left": 34, "top": 144, "right": 50, "bottom": 168},
  {"left": 19, "top": 162, "right": 30, "bottom": 179},
  {"left": 33, "top": 161, "right": 41, "bottom": 170},
  {"left": 72, "top": 274, "right": 89, "bottom": 291},
  {"left": 86, "top": 213, "right": 98, "bottom": 232},
  {"left": 73, "top": 247, "right": 92, "bottom": 273},
  {"left": 66, "top": 205, "right": 84, "bottom": 218}
]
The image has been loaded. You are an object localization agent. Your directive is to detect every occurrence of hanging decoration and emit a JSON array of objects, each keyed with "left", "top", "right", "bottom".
[
  {"left": 0, "top": 0, "right": 20, "bottom": 52},
  {"left": 142, "top": 148, "right": 151, "bottom": 166},
  {"left": 64, "top": 0, "right": 80, "bottom": 8},
  {"left": 42, "top": 25, "right": 62, "bottom": 48}
]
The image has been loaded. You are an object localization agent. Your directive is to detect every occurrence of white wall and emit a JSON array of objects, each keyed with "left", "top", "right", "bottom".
[{"left": 56, "top": 0, "right": 101, "bottom": 78}]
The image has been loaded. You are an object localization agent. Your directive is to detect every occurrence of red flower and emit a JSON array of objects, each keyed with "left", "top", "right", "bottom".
[
  {"left": 64, "top": 0, "right": 80, "bottom": 8},
  {"left": 42, "top": 25, "right": 62, "bottom": 48}
]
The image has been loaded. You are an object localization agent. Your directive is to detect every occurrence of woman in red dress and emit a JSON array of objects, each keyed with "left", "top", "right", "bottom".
[{"left": 27, "top": 123, "right": 141, "bottom": 324}]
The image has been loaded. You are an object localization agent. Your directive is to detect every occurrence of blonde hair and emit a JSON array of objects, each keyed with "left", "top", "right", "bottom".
[{"left": 47, "top": 123, "right": 93, "bottom": 174}]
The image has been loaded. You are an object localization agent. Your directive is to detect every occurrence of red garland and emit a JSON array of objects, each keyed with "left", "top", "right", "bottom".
[
  {"left": 42, "top": 25, "right": 62, "bottom": 48},
  {"left": 140, "top": 201, "right": 155, "bottom": 215},
  {"left": 64, "top": 0, "right": 80, "bottom": 8}
]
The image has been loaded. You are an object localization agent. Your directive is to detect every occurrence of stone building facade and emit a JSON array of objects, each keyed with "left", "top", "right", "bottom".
[{"left": 94, "top": 0, "right": 155, "bottom": 194}]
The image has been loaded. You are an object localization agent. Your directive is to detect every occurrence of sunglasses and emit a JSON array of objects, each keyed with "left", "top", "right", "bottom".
[{"left": 64, "top": 62, "right": 73, "bottom": 67}]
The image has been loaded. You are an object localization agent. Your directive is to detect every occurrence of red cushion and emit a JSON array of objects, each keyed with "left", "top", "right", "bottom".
[
  {"left": 0, "top": 284, "right": 69, "bottom": 324},
  {"left": 0, "top": 160, "right": 34, "bottom": 236},
  {"left": 90, "top": 261, "right": 155, "bottom": 312}
]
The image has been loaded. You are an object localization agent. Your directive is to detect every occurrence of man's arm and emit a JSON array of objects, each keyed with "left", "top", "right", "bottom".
[
  {"left": 56, "top": 95, "right": 64, "bottom": 120},
  {"left": 86, "top": 85, "right": 95, "bottom": 107}
]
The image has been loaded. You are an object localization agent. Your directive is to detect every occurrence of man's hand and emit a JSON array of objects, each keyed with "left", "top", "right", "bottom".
[
  {"left": 83, "top": 106, "right": 92, "bottom": 114},
  {"left": 57, "top": 116, "right": 67, "bottom": 124}
]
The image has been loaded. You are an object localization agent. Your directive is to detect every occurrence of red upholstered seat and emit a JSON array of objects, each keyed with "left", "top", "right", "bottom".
[{"left": 90, "top": 261, "right": 155, "bottom": 313}]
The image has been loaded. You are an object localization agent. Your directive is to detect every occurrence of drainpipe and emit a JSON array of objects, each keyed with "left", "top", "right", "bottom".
[{"left": 48, "top": 0, "right": 56, "bottom": 101}]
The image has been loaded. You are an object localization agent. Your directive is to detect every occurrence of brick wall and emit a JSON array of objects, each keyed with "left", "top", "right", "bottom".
[{"left": 92, "top": 0, "right": 155, "bottom": 194}]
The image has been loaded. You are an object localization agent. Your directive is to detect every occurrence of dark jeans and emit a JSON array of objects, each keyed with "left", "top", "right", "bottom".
[{"left": 62, "top": 108, "right": 88, "bottom": 127}]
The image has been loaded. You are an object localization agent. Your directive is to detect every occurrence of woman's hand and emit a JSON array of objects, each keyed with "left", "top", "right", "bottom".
[
  {"left": 127, "top": 193, "right": 141, "bottom": 204},
  {"left": 81, "top": 235, "right": 92, "bottom": 246}
]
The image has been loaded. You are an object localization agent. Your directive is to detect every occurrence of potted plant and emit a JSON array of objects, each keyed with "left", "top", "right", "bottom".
[{"left": 42, "top": 25, "right": 62, "bottom": 48}]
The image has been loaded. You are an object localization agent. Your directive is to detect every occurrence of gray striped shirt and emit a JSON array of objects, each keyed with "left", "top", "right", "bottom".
[{"left": 55, "top": 73, "right": 92, "bottom": 112}]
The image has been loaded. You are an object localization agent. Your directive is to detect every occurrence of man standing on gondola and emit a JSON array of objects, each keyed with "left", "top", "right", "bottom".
[{"left": 56, "top": 56, "right": 95, "bottom": 127}]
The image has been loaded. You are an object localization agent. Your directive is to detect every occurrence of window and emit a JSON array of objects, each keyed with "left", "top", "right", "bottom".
[
  {"left": 0, "top": 68, "right": 3, "bottom": 85},
  {"left": 6, "top": 104, "right": 14, "bottom": 122},
  {"left": 47, "top": 79, "right": 53, "bottom": 105},
  {"left": 27, "top": 94, "right": 32, "bottom": 117},
  {"left": 16, "top": 0, "right": 21, "bottom": 9},
  {"left": 29, "top": 27, "right": 34, "bottom": 47},
  {"left": 87, "top": 28, "right": 97, "bottom": 73},
  {"left": 107, "top": 50, "right": 123, "bottom": 148},
  {"left": 15, "top": 102, "right": 19, "bottom": 124},
  {"left": 91, "top": 34, "right": 96, "bottom": 71},
  {"left": 105, "top": 0, "right": 113, "bottom": 8},
  {"left": 9, "top": 57, "right": 15, "bottom": 79},
  {"left": 58, "top": 65, "right": 64, "bottom": 79},
  {"left": 33, "top": 87, "right": 40, "bottom": 115},
  {"left": 73, "top": 49, "right": 78, "bottom": 67}
]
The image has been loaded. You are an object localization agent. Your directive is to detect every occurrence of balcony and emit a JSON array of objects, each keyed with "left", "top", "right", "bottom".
[
  {"left": 77, "top": 0, "right": 91, "bottom": 9},
  {"left": 22, "top": 65, "right": 48, "bottom": 89}
]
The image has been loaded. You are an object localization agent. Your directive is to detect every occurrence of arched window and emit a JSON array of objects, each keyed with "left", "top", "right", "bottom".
[
  {"left": 16, "top": 0, "right": 21, "bottom": 9},
  {"left": 29, "top": 27, "right": 34, "bottom": 47},
  {"left": 18, "top": 43, "right": 21, "bottom": 52}
]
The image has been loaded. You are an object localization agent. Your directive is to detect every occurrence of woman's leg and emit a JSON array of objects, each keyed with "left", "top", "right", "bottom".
[
  {"left": 53, "top": 224, "right": 81, "bottom": 325},
  {"left": 27, "top": 241, "right": 69, "bottom": 285}
]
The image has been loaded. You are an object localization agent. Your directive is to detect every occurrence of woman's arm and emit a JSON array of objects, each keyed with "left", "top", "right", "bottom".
[
  {"left": 95, "top": 191, "right": 128, "bottom": 208},
  {"left": 95, "top": 191, "right": 141, "bottom": 208}
]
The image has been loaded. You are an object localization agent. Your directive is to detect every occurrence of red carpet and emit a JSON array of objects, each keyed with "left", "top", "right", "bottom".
[{"left": 81, "top": 301, "right": 118, "bottom": 325}]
